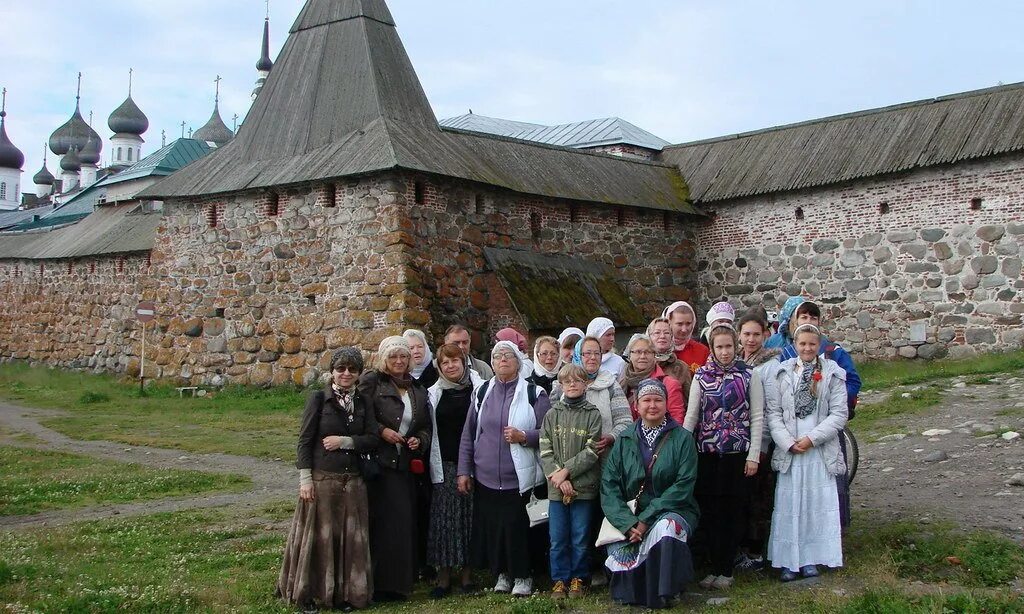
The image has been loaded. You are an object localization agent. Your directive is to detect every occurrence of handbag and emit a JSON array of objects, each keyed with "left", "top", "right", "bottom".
[
  {"left": 595, "top": 433, "right": 671, "bottom": 547},
  {"left": 526, "top": 493, "right": 550, "bottom": 527}
]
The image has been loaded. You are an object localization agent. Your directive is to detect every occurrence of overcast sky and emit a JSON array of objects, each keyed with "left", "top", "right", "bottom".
[{"left": 3, "top": 1, "right": 1024, "bottom": 194}]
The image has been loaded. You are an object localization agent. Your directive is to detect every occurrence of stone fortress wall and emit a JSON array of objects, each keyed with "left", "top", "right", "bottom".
[
  {"left": 0, "top": 172, "right": 699, "bottom": 385},
  {"left": 695, "top": 152, "right": 1024, "bottom": 360}
]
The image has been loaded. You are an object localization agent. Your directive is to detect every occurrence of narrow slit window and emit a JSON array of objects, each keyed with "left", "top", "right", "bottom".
[
  {"left": 530, "top": 210, "right": 541, "bottom": 238},
  {"left": 970, "top": 197, "right": 983, "bottom": 210},
  {"left": 414, "top": 181, "right": 426, "bottom": 205},
  {"left": 475, "top": 194, "right": 484, "bottom": 214},
  {"left": 267, "top": 194, "right": 280, "bottom": 217},
  {"left": 795, "top": 207, "right": 805, "bottom": 220},
  {"left": 207, "top": 204, "right": 219, "bottom": 227},
  {"left": 878, "top": 202, "right": 890, "bottom": 214}
]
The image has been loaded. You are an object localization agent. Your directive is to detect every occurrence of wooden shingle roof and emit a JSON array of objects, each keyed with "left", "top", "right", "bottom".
[
  {"left": 142, "top": 0, "right": 694, "bottom": 214},
  {"left": 661, "top": 82, "right": 1024, "bottom": 203}
]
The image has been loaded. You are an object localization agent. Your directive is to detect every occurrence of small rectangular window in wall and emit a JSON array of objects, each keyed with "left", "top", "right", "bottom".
[
  {"left": 207, "top": 203, "right": 219, "bottom": 227},
  {"left": 475, "top": 194, "right": 485, "bottom": 214},
  {"left": 617, "top": 207, "right": 626, "bottom": 227},
  {"left": 663, "top": 211, "right": 671, "bottom": 234},
  {"left": 89, "top": 262, "right": 96, "bottom": 274},
  {"left": 569, "top": 203, "right": 580, "bottom": 223},
  {"left": 117, "top": 256, "right": 125, "bottom": 274},
  {"left": 530, "top": 210, "right": 542, "bottom": 239},
  {"left": 67, "top": 261, "right": 74, "bottom": 274},
  {"left": 266, "top": 193, "right": 280, "bottom": 217},
  {"left": 324, "top": 184, "right": 337, "bottom": 208},
  {"left": 414, "top": 180, "right": 426, "bottom": 205},
  {"left": 970, "top": 197, "right": 983, "bottom": 210}
]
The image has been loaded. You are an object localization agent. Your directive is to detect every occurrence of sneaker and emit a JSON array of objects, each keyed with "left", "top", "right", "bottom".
[
  {"left": 511, "top": 577, "right": 532, "bottom": 597},
  {"left": 800, "top": 565, "right": 820, "bottom": 578},
  {"left": 493, "top": 573, "right": 512, "bottom": 593},
  {"left": 780, "top": 568, "right": 799, "bottom": 583},
  {"left": 735, "top": 554, "right": 765, "bottom": 572},
  {"left": 698, "top": 574, "right": 718, "bottom": 590},
  {"left": 568, "top": 578, "right": 585, "bottom": 597},
  {"left": 550, "top": 580, "right": 566, "bottom": 600},
  {"left": 711, "top": 575, "right": 734, "bottom": 590}
]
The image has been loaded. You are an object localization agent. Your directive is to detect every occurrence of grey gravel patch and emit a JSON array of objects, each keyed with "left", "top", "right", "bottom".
[{"left": 923, "top": 450, "right": 949, "bottom": 463}]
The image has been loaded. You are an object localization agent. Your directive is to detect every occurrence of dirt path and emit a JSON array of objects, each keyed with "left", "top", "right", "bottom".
[
  {"left": 0, "top": 401, "right": 295, "bottom": 529},
  {"left": 853, "top": 373, "right": 1024, "bottom": 544}
]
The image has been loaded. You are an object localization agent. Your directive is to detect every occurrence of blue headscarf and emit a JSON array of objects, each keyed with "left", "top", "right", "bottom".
[
  {"left": 572, "top": 338, "right": 599, "bottom": 380},
  {"left": 764, "top": 296, "right": 806, "bottom": 349}
]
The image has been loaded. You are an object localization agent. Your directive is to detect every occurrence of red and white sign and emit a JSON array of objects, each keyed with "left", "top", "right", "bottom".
[{"left": 136, "top": 301, "right": 156, "bottom": 323}]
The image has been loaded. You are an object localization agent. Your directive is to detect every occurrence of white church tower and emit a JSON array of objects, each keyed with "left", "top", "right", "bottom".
[{"left": 0, "top": 88, "right": 26, "bottom": 211}]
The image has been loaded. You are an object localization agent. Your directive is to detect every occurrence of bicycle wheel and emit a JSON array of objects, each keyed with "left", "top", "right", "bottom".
[{"left": 841, "top": 426, "right": 860, "bottom": 485}]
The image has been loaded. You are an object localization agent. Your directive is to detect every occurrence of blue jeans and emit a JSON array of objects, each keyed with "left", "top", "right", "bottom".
[{"left": 548, "top": 498, "right": 593, "bottom": 582}]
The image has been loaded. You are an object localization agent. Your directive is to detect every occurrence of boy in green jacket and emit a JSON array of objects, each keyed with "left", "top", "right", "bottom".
[{"left": 539, "top": 363, "right": 603, "bottom": 599}]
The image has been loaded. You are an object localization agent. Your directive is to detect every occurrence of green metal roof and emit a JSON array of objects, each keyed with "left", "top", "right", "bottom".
[{"left": 101, "top": 138, "right": 211, "bottom": 187}]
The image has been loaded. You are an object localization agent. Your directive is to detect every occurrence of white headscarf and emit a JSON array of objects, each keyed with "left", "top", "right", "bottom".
[
  {"left": 491, "top": 340, "right": 528, "bottom": 380},
  {"left": 662, "top": 301, "right": 697, "bottom": 347},
  {"left": 402, "top": 329, "right": 434, "bottom": 379},
  {"left": 557, "top": 327, "right": 585, "bottom": 347},
  {"left": 532, "top": 337, "right": 562, "bottom": 379},
  {"left": 586, "top": 317, "right": 615, "bottom": 340}
]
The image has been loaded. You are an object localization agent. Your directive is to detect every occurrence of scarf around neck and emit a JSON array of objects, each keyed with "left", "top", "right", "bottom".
[
  {"left": 622, "top": 363, "right": 656, "bottom": 394},
  {"left": 795, "top": 359, "right": 817, "bottom": 419},
  {"left": 743, "top": 346, "right": 781, "bottom": 368},
  {"left": 436, "top": 357, "right": 473, "bottom": 391},
  {"left": 640, "top": 417, "right": 668, "bottom": 448}
]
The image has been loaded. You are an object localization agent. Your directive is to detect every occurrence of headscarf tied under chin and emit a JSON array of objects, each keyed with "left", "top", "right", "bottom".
[
  {"left": 402, "top": 329, "right": 433, "bottom": 379},
  {"left": 533, "top": 338, "right": 562, "bottom": 379},
  {"left": 662, "top": 301, "right": 696, "bottom": 347},
  {"left": 777, "top": 296, "right": 807, "bottom": 344},
  {"left": 571, "top": 338, "right": 599, "bottom": 380},
  {"left": 557, "top": 327, "right": 585, "bottom": 347},
  {"left": 586, "top": 317, "right": 615, "bottom": 342}
]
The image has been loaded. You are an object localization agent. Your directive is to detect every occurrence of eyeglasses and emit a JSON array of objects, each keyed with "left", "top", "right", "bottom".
[
  {"left": 333, "top": 366, "right": 361, "bottom": 374},
  {"left": 581, "top": 351, "right": 602, "bottom": 358},
  {"left": 494, "top": 352, "right": 517, "bottom": 360},
  {"left": 537, "top": 350, "right": 559, "bottom": 358},
  {"left": 629, "top": 350, "right": 655, "bottom": 356}
]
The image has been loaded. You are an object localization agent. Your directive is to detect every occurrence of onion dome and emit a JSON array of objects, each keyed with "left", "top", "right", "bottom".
[
  {"left": 257, "top": 18, "right": 274, "bottom": 72},
  {"left": 193, "top": 103, "right": 234, "bottom": 146},
  {"left": 33, "top": 160, "right": 55, "bottom": 186},
  {"left": 108, "top": 95, "right": 149, "bottom": 136},
  {"left": 49, "top": 104, "right": 91, "bottom": 156},
  {"left": 60, "top": 146, "right": 81, "bottom": 172},
  {"left": 78, "top": 133, "right": 102, "bottom": 165},
  {"left": 0, "top": 108, "right": 25, "bottom": 170}
]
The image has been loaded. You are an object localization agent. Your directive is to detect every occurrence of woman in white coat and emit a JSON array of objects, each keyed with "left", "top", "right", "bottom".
[{"left": 766, "top": 324, "right": 848, "bottom": 582}]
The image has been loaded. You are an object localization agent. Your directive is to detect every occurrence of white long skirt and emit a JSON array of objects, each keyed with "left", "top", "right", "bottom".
[{"left": 767, "top": 414, "right": 843, "bottom": 571}]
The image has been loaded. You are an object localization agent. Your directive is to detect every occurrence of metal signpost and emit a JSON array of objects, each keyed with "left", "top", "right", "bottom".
[{"left": 136, "top": 301, "right": 155, "bottom": 392}]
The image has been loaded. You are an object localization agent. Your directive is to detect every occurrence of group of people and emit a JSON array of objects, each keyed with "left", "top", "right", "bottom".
[{"left": 276, "top": 296, "right": 860, "bottom": 610}]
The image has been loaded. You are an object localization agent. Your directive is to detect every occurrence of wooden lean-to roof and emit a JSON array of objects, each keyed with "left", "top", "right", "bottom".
[
  {"left": 142, "top": 0, "right": 694, "bottom": 214},
  {"left": 661, "top": 82, "right": 1024, "bottom": 203}
]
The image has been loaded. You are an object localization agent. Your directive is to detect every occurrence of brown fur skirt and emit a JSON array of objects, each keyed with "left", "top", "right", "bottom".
[{"left": 277, "top": 470, "right": 372, "bottom": 609}]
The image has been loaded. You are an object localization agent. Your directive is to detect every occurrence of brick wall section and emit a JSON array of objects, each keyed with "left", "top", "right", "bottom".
[
  {"left": 400, "top": 172, "right": 700, "bottom": 348},
  {"left": 696, "top": 153, "right": 1024, "bottom": 359}
]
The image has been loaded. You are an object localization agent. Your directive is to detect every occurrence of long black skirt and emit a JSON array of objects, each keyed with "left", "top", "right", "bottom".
[
  {"left": 368, "top": 466, "right": 417, "bottom": 596},
  {"left": 607, "top": 513, "right": 695, "bottom": 609},
  {"left": 470, "top": 482, "right": 532, "bottom": 578}
]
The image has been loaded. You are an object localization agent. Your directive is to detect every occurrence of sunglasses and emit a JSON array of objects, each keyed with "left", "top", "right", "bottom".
[{"left": 333, "top": 365, "right": 361, "bottom": 374}]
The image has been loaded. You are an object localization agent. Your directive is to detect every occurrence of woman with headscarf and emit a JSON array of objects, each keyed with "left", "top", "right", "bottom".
[
  {"left": 766, "top": 297, "right": 861, "bottom": 527},
  {"left": 646, "top": 317, "right": 691, "bottom": 391},
  {"left": 734, "top": 308, "right": 782, "bottom": 572},
  {"left": 683, "top": 324, "right": 764, "bottom": 591},
  {"left": 766, "top": 324, "right": 847, "bottom": 582},
  {"left": 426, "top": 343, "right": 485, "bottom": 599},
  {"left": 496, "top": 327, "right": 534, "bottom": 378},
  {"left": 358, "top": 336, "right": 432, "bottom": 602},
  {"left": 601, "top": 378, "right": 699, "bottom": 609},
  {"left": 558, "top": 327, "right": 585, "bottom": 364},
  {"left": 528, "top": 335, "right": 561, "bottom": 394},
  {"left": 585, "top": 317, "right": 628, "bottom": 381},
  {"left": 662, "top": 301, "right": 710, "bottom": 376},
  {"left": 404, "top": 329, "right": 438, "bottom": 389},
  {"left": 621, "top": 334, "right": 686, "bottom": 425},
  {"left": 278, "top": 348, "right": 379, "bottom": 610},
  {"left": 698, "top": 301, "right": 736, "bottom": 347},
  {"left": 457, "top": 341, "right": 551, "bottom": 598}
]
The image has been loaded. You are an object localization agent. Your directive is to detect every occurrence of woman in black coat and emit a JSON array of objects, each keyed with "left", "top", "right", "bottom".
[
  {"left": 358, "top": 335, "right": 432, "bottom": 601},
  {"left": 277, "top": 347, "right": 379, "bottom": 610}
]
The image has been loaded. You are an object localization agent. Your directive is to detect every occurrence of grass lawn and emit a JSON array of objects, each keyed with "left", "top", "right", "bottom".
[
  {"left": 1, "top": 506, "right": 1021, "bottom": 613},
  {"left": 0, "top": 362, "right": 306, "bottom": 460},
  {"left": 858, "top": 349, "right": 1024, "bottom": 391},
  {"left": 0, "top": 446, "right": 250, "bottom": 516}
]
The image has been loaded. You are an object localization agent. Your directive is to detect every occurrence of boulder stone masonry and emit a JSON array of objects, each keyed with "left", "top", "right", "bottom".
[
  {"left": 697, "top": 153, "right": 1024, "bottom": 359},
  {"left": 0, "top": 171, "right": 698, "bottom": 386}
]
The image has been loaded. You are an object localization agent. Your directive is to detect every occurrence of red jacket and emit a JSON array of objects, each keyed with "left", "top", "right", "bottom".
[
  {"left": 674, "top": 339, "right": 710, "bottom": 377},
  {"left": 626, "top": 364, "right": 687, "bottom": 425}
]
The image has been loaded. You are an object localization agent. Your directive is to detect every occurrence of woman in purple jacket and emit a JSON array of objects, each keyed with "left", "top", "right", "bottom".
[{"left": 457, "top": 341, "right": 551, "bottom": 598}]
